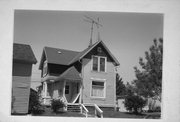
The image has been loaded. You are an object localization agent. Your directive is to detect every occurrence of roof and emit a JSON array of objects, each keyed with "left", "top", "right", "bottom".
[
  {"left": 13, "top": 43, "right": 37, "bottom": 64},
  {"left": 55, "top": 66, "right": 81, "bottom": 81},
  {"left": 69, "top": 40, "right": 120, "bottom": 66},
  {"left": 44, "top": 47, "right": 79, "bottom": 65},
  {"left": 68, "top": 40, "right": 100, "bottom": 65},
  {"left": 39, "top": 40, "right": 120, "bottom": 69}
]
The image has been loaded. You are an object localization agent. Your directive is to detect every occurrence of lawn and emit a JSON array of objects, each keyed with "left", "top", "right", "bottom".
[
  {"left": 32, "top": 107, "right": 85, "bottom": 117},
  {"left": 31, "top": 107, "right": 160, "bottom": 119},
  {"left": 103, "top": 111, "right": 146, "bottom": 118}
]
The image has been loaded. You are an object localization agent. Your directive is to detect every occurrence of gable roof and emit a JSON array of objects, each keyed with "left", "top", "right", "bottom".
[
  {"left": 55, "top": 66, "right": 81, "bottom": 81},
  {"left": 39, "top": 40, "right": 120, "bottom": 69},
  {"left": 44, "top": 46, "right": 79, "bottom": 65},
  {"left": 69, "top": 40, "right": 120, "bottom": 66},
  {"left": 13, "top": 43, "right": 37, "bottom": 64}
]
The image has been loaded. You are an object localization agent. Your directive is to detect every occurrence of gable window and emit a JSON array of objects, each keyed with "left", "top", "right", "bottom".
[
  {"left": 92, "top": 56, "right": 106, "bottom": 72},
  {"left": 91, "top": 81, "right": 105, "bottom": 98},
  {"left": 43, "top": 60, "right": 48, "bottom": 77}
]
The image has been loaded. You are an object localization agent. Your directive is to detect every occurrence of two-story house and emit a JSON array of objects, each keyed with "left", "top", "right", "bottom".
[{"left": 38, "top": 40, "right": 119, "bottom": 110}]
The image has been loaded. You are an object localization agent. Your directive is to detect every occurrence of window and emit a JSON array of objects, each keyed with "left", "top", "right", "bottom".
[
  {"left": 43, "top": 60, "right": 48, "bottom": 77},
  {"left": 65, "top": 85, "right": 69, "bottom": 94},
  {"left": 92, "top": 56, "right": 106, "bottom": 72},
  {"left": 91, "top": 81, "right": 105, "bottom": 98},
  {"left": 100, "top": 58, "right": 105, "bottom": 72},
  {"left": 92, "top": 56, "right": 98, "bottom": 71}
]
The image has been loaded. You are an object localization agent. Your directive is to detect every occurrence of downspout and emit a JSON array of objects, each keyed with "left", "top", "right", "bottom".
[
  {"left": 114, "top": 65, "right": 120, "bottom": 110},
  {"left": 79, "top": 60, "right": 84, "bottom": 104}
]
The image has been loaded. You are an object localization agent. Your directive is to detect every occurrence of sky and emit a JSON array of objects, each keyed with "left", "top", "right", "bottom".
[{"left": 13, "top": 10, "right": 163, "bottom": 90}]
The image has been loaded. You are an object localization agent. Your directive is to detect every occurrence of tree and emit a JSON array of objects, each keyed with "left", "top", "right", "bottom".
[
  {"left": 133, "top": 38, "right": 163, "bottom": 101},
  {"left": 124, "top": 94, "right": 147, "bottom": 114},
  {"left": 28, "top": 89, "right": 44, "bottom": 114},
  {"left": 116, "top": 73, "right": 126, "bottom": 96}
]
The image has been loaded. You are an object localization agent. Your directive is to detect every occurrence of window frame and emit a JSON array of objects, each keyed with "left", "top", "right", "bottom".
[
  {"left": 90, "top": 78, "right": 106, "bottom": 99},
  {"left": 91, "top": 55, "right": 107, "bottom": 72}
]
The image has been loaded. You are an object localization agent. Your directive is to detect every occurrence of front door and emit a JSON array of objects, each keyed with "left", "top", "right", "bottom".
[{"left": 65, "top": 83, "right": 71, "bottom": 102}]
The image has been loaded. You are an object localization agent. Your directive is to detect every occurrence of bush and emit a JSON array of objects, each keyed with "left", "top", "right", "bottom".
[
  {"left": 51, "top": 99, "right": 66, "bottom": 113},
  {"left": 28, "top": 89, "right": 44, "bottom": 114},
  {"left": 124, "top": 94, "right": 147, "bottom": 114},
  {"left": 154, "top": 106, "right": 161, "bottom": 112},
  {"left": 148, "top": 106, "right": 161, "bottom": 113}
]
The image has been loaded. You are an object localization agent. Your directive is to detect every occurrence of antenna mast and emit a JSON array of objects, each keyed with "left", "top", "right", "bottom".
[{"left": 84, "top": 15, "right": 102, "bottom": 47}]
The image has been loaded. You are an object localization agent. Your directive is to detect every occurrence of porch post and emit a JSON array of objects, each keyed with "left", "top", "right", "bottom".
[
  {"left": 43, "top": 82, "right": 47, "bottom": 104},
  {"left": 63, "top": 80, "right": 66, "bottom": 99},
  {"left": 79, "top": 81, "right": 83, "bottom": 104}
]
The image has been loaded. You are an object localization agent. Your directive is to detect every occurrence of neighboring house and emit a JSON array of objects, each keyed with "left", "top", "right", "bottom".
[
  {"left": 116, "top": 95, "right": 127, "bottom": 112},
  {"left": 38, "top": 40, "right": 120, "bottom": 109},
  {"left": 12, "top": 43, "right": 37, "bottom": 114}
]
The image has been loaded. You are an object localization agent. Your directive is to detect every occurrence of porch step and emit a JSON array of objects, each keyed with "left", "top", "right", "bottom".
[{"left": 67, "top": 104, "right": 81, "bottom": 112}]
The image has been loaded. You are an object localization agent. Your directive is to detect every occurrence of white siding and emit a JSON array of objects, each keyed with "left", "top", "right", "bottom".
[
  {"left": 12, "top": 76, "right": 31, "bottom": 114},
  {"left": 82, "top": 58, "right": 116, "bottom": 107}
]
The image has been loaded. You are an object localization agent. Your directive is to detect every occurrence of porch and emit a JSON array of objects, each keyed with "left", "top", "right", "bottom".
[{"left": 41, "top": 66, "right": 82, "bottom": 105}]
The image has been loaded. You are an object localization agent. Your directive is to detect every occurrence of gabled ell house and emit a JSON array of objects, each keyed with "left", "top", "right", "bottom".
[
  {"left": 12, "top": 43, "right": 37, "bottom": 114},
  {"left": 39, "top": 40, "right": 119, "bottom": 109}
]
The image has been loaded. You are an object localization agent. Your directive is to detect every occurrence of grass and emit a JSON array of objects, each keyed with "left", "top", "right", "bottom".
[
  {"left": 32, "top": 106, "right": 161, "bottom": 119},
  {"left": 32, "top": 106, "right": 85, "bottom": 117},
  {"left": 103, "top": 111, "right": 146, "bottom": 118}
]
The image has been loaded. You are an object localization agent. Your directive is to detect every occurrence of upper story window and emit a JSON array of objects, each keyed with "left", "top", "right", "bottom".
[
  {"left": 43, "top": 60, "right": 48, "bottom": 77},
  {"left": 92, "top": 56, "right": 106, "bottom": 72}
]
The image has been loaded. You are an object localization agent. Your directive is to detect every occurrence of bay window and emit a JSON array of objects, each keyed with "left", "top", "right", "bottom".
[{"left": 43, "top": 60, "right": 48, "bottom": 77}]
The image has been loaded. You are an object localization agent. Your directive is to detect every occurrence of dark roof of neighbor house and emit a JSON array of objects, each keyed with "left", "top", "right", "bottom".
[
  {"left": 39, "top": 40, "right": 120, "bottom": 69},
  {"left": 55, "top": 66, "right": 81, "bottom": 82},
  {"left": 13, "top": 43, "right": 37, "bottom": 64}
]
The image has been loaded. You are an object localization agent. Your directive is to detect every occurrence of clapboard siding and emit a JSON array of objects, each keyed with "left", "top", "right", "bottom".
[
  {"left": 13, "top": 62, "right": 32, "bottom": 76},
  {"left": 12, "top": 76, "right": 31, "bottom": 114},
  {"left": 82, "top": 58, "right": 116, "bottom": 107}
]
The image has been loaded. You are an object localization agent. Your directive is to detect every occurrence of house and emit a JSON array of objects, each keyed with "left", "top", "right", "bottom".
[
  {"left": 116, "top": 95, "right": 127, "bottom": 112},
  {"left": 12, "top": 43, "right": 37, "bottom": 115},
  {"left": 38, "top": 40, "right": 120, "bottom": 110}
]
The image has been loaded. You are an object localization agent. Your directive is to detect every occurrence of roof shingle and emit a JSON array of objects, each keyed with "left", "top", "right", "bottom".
[{"left": 44, "top": 47, "right": 80, "bottom": 65}]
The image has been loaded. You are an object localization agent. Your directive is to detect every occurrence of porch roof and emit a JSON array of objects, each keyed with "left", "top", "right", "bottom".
[{"left": 55, "top": 66, "right": 81, "bottom": 82}]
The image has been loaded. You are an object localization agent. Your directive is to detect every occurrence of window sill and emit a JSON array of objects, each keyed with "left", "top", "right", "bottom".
[
  {"left": 90, "top": 97, "right": 106, "bottom": 101},
  {"left": 42, "top": 96, "right": 51, "bottom": 99},
  {"left": 91, "top": 71, "right": 107, "bottom": 74}
]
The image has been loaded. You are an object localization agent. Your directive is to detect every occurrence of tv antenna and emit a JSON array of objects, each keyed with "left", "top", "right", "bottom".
[{"left": 84, "top": 15, "right": 103, "bottom": 47}]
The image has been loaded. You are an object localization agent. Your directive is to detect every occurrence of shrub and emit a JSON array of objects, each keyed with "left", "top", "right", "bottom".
[
  {"left": 51, "top": 99, "right": 66, "bottom": 113},
  {"left": 155, "top": 106, "right": 161, "bottom": 112},
  {"left": 124, "top": 94, "right": 147, "bottom": 114},
  {"left": 28, "top": 89, "right": 44, "bottom": 114}
]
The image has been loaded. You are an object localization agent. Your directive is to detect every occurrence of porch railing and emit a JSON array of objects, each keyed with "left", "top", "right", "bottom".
[
  {"left": 94, "top": 104, "right": 103, "bottom": 118},
  {"left": 41, "top": 97, "right": 52, "bottom": 106},
  {"left": 71, "top": 93, "right": 80, "bottom": 103},
  {"left": 80, "top": 104, "right": 89, "bottom": 118}
]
